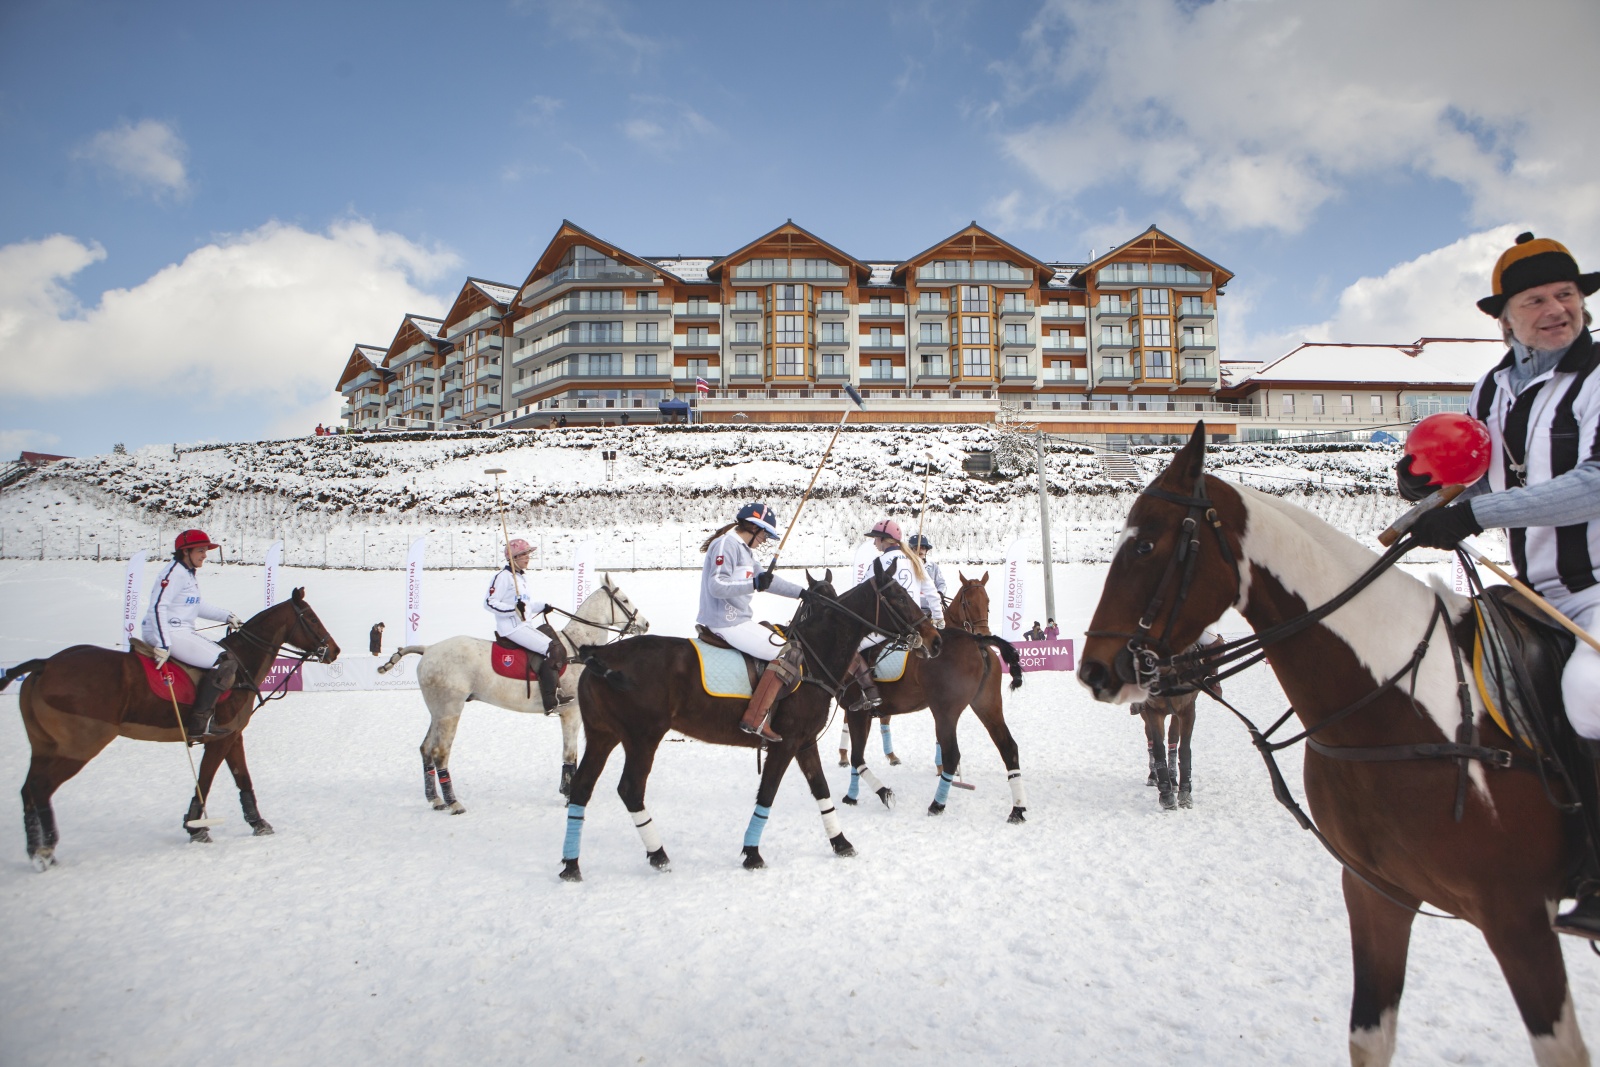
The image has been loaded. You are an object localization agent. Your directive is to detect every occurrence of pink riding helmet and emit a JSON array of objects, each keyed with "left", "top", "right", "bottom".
[
  {"left": 866, "top": 519, "right": 903, "bottom": 543},
  {"left": 506, "top": 538, "right": 532, "bottom": 559}
]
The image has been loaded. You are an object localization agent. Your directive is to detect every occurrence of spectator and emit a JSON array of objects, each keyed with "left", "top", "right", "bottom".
[
  {"left": 1024, "top": 621, "right": 1044, "bottom": 640},
  {"left": 621, "top": 412, "right": 630, "bottom": 425},
  {"left": 314, "top": 423, "right": 325, "bottom": 436},
  {"left": 370, "top": 621, "right": 385, "bottom": 656},
  {"left": 557, "top": 415, "right": 568, "bottom": 428},
  {"left": 1044, "top": 619, "right": 1059, "bottom": 641}
]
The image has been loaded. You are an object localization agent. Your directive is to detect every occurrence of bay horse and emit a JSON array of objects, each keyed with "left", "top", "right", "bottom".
[
  {"left": 1078, "top": 424, "right": 1589, "bottom": 1066},
  {"left": 560, "top": 560, "right": 942, "bottom": 880},
  {"left": 376, "top": 575, "right": 648, "bottom": 811},
  {"left": 1132, "top": 689, "right": 1197, "bottom": 810},
  {"left": 1, "top": 588, "right": 338, "bottom": 868},
  {"left": 841, "top": 573, "right": 1026, "bottom": 821}
]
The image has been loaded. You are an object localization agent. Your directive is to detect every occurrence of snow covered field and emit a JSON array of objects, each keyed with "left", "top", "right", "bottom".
[{"left": 1, "top": 558, "right": 1592, "bottom": 1066}]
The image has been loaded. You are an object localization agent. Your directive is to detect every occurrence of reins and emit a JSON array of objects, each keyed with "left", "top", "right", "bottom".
[{"left": 543, "top": 583, "right": 644, "bottom": 637}]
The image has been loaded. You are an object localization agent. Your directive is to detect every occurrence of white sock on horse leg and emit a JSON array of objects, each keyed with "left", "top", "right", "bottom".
[
  {"left": 1008, "top": 770, "right": 1028, "bottom": 808},
  {"left": 631, "top": 808, "right": 663, "bottom": 853},
  {"left": 816, "top": 796, "right": 842, "bottom": 838},
  {"left": 839, "top": 724, "right": 849, "bottom": 749},
  {"left": 855, "top": 765, "right": 885, "bottom": 793}
]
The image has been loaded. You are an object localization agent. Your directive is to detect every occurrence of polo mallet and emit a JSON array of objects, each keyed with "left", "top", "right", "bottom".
[
  {"left": 485, "top": 468, "right": 524, "bottom": 606},
  {"left": 913, "top": 450, "right": 936, "bottom": 549},
  {"left": 164, "top": 672, "right": 223, "bottom": 829},
  {"left": 767, "top": 384, "right": 866, "bottom": 571}
]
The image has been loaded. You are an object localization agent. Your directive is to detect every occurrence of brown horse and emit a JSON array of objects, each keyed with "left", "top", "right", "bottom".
[
  {"left": 1132, "top": 689, "right": 1197, "bottom": 810},
  {"left": 1, "top": 588, "right": 339, "bottom": 868},
  {"left": 1078, "top": 424, "right": 1589, "bottom": 1066},
  {"left": 841, "top": 573, "right": 1026, "bottom": 821},
  {"left": 559, "top": 561, "right": 942, "bottom": 880}
]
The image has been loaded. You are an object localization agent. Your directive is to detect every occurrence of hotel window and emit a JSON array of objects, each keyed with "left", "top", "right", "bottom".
[
  {"left": 774, "top": 348, "right": 805, "bottom": 376},
  {"left": 1142, "top": 319, "right": 1171, "bottom": 346},
  {"left": 734, "top": 290, "right": 761, "bottom": 311},
  {"left": 579, "top": 290, "right": 623, "bottom": 311},
  {"left": 1004, "top": 323, "right": 1030, "bottom": 344},
  {"left": 819, "top": 321, "right": 845, "bottom": 343},
  {"left": 636, "top": 322, "right": 659, "bottom": 343},
  {"left": 919, "top": 322, "right": 945, "bottom": 344},
  {"left": 870, "top": 297, "right": 893, "bottom": 316},
  {"left": 1312, "top": 394, "right": 1325, "bottom": 415},
  {"left": 1182, "top": 326, "right": 1209, "bottom": 348},
  {"left": 686, "top": 297, "right": 710, "bottom": 315},
  {"left": 636, "top": 291, "right": 658, "bottom": 311},
  {"left": 1141, "top": 288, "right": 1171, "bottom": 316},
  {"left": 1002, "top": 292, "right": 1028, "bottom": 313},
  {"left": 774, "top": 285, "right": 806, "bottom": 311},
  {"left": 918, "top": 292, "right": 945, "bottom": 311},
  {"left": 1101, "top": 355, "right": 1127, "bottom": 377},
  {"left": 818, "top": 290, "right": 845, "bottom": 311},
  {"left": 634, "top": 354, "right": 657, "bottom": 376},
  {"left": 577, "top": 322, "right": 623, "bottom": 343},
  {"left": 920, "top": 355, "right": 946, "bottom": 376},
  {"left": 820, "top": 353, "right": 844, "bottom": 376},
  {"left": 686, "top": 327, "right": 710, "bottom": 347},
  {"left": 734, "top": 353, "right": 759, "bottom": 375},
  {"left": 685, "top": 358, "right": 710, "bottom": 378},
  {"left": 1098, "top": 294, "right": 1126, "bottom": 313},
  {"left": 866, "top": 358, "right": 893, "bottom": 379},
  {"left": 1005, "top": 354, "right": 1030, "bottom": 377},
  {"left": 582, "top": 353, "right": 621, "bottom": 376},
  {"left": 1183, "top": 356, "right": 1208, "bottom": 379},
  {"left": 1101, "top": 325, "right": 1125, "bottom": 345},
  {"left": 735, "top": 322, "right": 761, "bottom": 343},
  {"left": 962, "top": 317, "right": 990, "bottom": 345},
  {"left": 1370, "top": 394, "right": 1383, "bottom": 415},
  {"left": 1280, "top": 394, "right": 1296, "bottom": 415},
  {"left": 1179, "top": 295, "right": 1206, "bottom": 316},
  {"left": 962, "top": 348, "right": 991, "bottom": 376},
  {"left": 1341, "top": 394, "right": 1354, "bottom": 415},
  {"left": 869, "top": 327, "right": 893, "bottom": 347},
  {"left": 959, "top": 286, "right": 989, "bottom": 313},
  {"left": 777, "top": 316, "right": 806, "bottom": 344},
  {"left": 1145, "top": 350, "right": 1173, "bottom": 378}
]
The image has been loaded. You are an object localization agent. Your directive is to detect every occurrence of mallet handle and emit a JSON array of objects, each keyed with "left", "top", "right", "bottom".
[
  {"left": 1461, "top": 543, "right": 1600, "bottom": 655},
  {"left": 1378, "top": 484, "right": 1465, "bottom": 547},
  {"left": 769, "top": 388, "right": 865, "bottom": 568}
]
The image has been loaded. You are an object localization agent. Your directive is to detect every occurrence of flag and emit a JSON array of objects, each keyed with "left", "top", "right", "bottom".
[
  {"left": 572, "top": 539, "right": 597, "bottom": 613},
  {"left": 1001, "top": 536, "right": 1027, "bottom": 642},
  {"left": 404, "top": 536, "right": 426, "bottom": 645},
  {"left": 121, "top": 550, "right": 147, "bottom": 650},
  {"left": 695, "top": 376, "right": 711, "bottom": 394},
  {"left": 263, "top": 540, "right": 283, "bottom": 610},
  {"left": 849, "top": 538, "right": 879, "bottom": 590}
]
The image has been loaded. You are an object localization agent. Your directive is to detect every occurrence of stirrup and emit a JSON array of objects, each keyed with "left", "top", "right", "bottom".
[
  {"left": 1555, "top": 896, "right": 1600, "bottom": 940},
  {"left": 739, "top": 719, "right": 782, "bottom": 743}
]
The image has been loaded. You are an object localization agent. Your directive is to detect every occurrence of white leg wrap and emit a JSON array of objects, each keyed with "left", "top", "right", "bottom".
[
  {"left": 816, "top": 797, "right": 842, "bottom": 838},
  {"left": 1008, "top": 770, "right": 1028, "bottom": 808},
  {"left": 839, "top": 724, "right": 850, "bottom": 749},
  {"left": 855, "top": 765, "right": 886, "bottom": 793},
  {"left": 631, "top": 808, "right": 663, "bottom": 853}
]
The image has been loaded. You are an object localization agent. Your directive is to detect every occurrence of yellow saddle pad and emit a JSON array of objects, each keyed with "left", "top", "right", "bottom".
[
  {"left": 690, "top": 639, "right": 756, "bottom": 699},
  {"left": 872, "top": 648, "right": 909, "bottom": 683}
]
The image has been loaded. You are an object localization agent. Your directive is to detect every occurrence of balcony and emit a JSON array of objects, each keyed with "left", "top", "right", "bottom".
[
  {"left": 522, "top": 261, "right": 655, "bottom": 302},
  {"left": 406, "top": 367, "right": 439, "bottom": 385},
  {"left": 1094, "top": 304, "right": 1133, "bottom": 321},
  {"left": 912, "top": 303, "right": 947, "bottom": 318},
  {"left": 999, "top": 301, "right": 1036, "bottom": 318},
  {"left": 859, "top": 303, "right": 905, "bottom": 321},
  {"left": 444, "top": 306, "right": 501, "bottom": 341},
  {"left": 1045, "top": 366, "right": 1090, "bottom": 383},
  {"left": 1179, "top": 332, "right": 1217, "bottom": 351},
  {"left": 442, "top": 377, "right": 464, "bottom": 397},
  {"left": 674, "top": 303, "right": 722, "bottom": 319},
  {"left": 860, "top": 375, "right": 907, "bottom": 388},
  {"left": 727, "top": 368, "right": 765, "bottom": 384},
  {"left": 357, "top": 392, "right": 383, "bottom": 411},
  {"left": 1001, "top": 362, "right": 1037, "bottom": 381},
  {"left": 512, "top": 368, "right": 674, "bottom": 396},
  {"left": 1098, "top": 336, "right": 1134, "bottom": 350},
  {"left": 859, "top": 337, "right": 905, "bottom": 353},
  {"left": 1097, "top": 266, "right": 1213, "bottom": 288},
  {"left": 1042, "top": 334, "right": 1087, "bottom": 350},
  {"left": 914, "top": 367, "right": 951, "bottom": 384},
  {"left": 472, "top": 361, "right": 503, "bottom": 381},
  {"left": 816, "top": 303, "right": 850, "bottom": 318},
  {"left": 672, "top": 368, "right": 722, "bottom": 383},
  {"left": 1181, "top": 367, "right": 1219, "bottom": 384},
  {"left": 1094, "top": 367, "right": 1136, "bottom": 387},
  {"left": 1178, "top": 302, "right": 1217, "bottom": 321},
  {"left": 1001, "top": 332, "right": 1035, "bottom": 349},
  {"left": 729, "top": 334, "right": 763, "bottom": 349},
  {"left": 728, "top": 301, "right": 763, "bottom": 317},
  {"left": 674, "top": 335, "right": 722, "bottom": 351},
  {"left": 1041, "top": 304, "right": 1087, "bottom": 320},
  {"left": 402, "top": 391, "right": 436, "bottom": 413},
  {"left": 915, "top": 333, "right": 948, "bottom": 349}
]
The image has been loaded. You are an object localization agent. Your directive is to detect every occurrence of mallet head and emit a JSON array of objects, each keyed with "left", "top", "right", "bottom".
[{"left": 484, "top": 467, "right": 507, "bottom": 476}]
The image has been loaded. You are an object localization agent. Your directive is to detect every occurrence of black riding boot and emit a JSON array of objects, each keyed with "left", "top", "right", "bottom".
[
  {"left": 537, "top": 654, "right": 562, "bottom": 713},
  {"left": 1555, "top": 740, "right": 1600, "bottom": 939},
  {"left": 845, "top": 653, "right": 881, "bottom": 713},
  {"left": 185, "top": 655, "right": 238, "bottom": 741}
]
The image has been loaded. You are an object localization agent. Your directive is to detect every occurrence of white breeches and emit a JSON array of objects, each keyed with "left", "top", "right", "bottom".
[
  {"left": 1555, "top": 587, "right": 1600, "bottom": 739},
  {"left": 710, "top": 621, "right": 785, "bottom": 661},
  {"left": 163, "top": 630, "right": 225, "bottom": 670},
  {"left": 498, "top": 621, "right": 552, "bottom": 656}
]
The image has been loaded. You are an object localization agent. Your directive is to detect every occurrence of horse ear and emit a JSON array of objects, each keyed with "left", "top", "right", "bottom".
[
  {"left": 804, "top": 569, "right": 816, "bottom": 586},
  {"left": 292, "top": 587, "right": 305, "bottom": 602},
  {"left": 823, "top": 568, "right": 832, "bottom": 584},
  {"left": 1165, "top": 421, "right": 1208, "bottom": 486},
  {"left": 981, "top": 571, "right": 989, "bottom": 585}
]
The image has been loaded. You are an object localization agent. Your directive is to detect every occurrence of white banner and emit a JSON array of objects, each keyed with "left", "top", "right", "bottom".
[
  {"left": 1451, "top": 551, "right": 1470, "bottom": 596},
  {"left": 572, "top": 540, "right": 597, "bottom": 613},
  {"left": 404, "top": 536, "right": 426, "bottom": 646},
  {"left": 849, "top": 539, "right": 880, "bottom": 590},
  {"left": 263, "top": 540, "right": 283, "bottom": 610},
  {"left": 120, "top": 550, "right": 147, "bottom": 650},
  {"left": 1001, "top": 536, "right": 1027, "bottom": 642}
]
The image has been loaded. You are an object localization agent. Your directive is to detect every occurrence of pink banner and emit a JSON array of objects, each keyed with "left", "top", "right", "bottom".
[
  {"left": 1008, "top": 639, "right": 1075, "bottom": 672},
  {"left": 265, "top": 657, "right": 306, "bottom": 693}
]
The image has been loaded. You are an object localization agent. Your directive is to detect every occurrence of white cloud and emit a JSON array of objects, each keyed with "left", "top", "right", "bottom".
[
  {"left": 0, "top": 221, "right": 459, "bottom": 424},
  {"left": 525, "top": 0, "right": 663, "bottom": 72},
  {"left": 73, "top": 119, "right": 190, "bottom": 198},
  {"left": 620, "top": 95, "right": 720, "bottom": 156}
]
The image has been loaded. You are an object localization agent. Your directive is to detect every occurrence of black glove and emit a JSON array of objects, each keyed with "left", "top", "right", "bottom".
[
  {"left": 515, "top": 598, "right": 527, "bottom": 620},
  {"left": 1395, "top": 454, "right": 1438, "bottom": 502},
  {"left": 753, "top": 569, "right": 775, "bottom": 592},
  {"left": 1407, "top": 502, "right": 1483, "bottom": 549}
]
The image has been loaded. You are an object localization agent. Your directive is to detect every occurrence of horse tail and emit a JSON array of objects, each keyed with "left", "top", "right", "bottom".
[
  {"left": 979, "top": 636, "right": 1024, "bottom": 690},
  {"left": 576, "top": 645, "right": 632, "bottom": 690},
  {"left": 376, "top": 646, "right": 426, "bottom": 675},
  {"left": 0, "top": 659, "right": 47, "bottom": 692}
]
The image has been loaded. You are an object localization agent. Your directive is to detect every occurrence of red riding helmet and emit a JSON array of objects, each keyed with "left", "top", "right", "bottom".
[
  {"left": 174, "top": 529, "right": 220, "bottom": 552},
  {"left": 1404, "top": 413, "right": 1493, "bottom": 488}
]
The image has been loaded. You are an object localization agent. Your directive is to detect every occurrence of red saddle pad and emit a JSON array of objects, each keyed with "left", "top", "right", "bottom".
[
  {"left": 139, "top": 653, "right": 196, "bottom": 705},
  {"left": 491, "top": 643, "right": 531, "bottom": 680}
]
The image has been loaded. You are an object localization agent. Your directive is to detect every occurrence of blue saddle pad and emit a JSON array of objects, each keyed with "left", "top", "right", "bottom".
[
  {"left": 872, "top": 648, "right": 909, "bottom": 683},
  {"left": 690, "top": 639, "right": 753, "bottom": 698}
]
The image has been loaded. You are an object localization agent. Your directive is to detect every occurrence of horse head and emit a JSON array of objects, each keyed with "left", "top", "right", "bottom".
[
  {"left": 286, "top": 587, "right": 340, "bottom": 663},
  {"left": 598, "top": 573, "right": 649, "bottom": 635},
  {"left": 1078, "top": 423, "right": 1241, "bottom": 703},
  {"left": 866, "top": 557, "right": 942, "bottom": 658},
  {"left": 803, "top": 568, "right": 835, "bottom": 597},
  {"left": 948, "top": 571, "right": 992, "bottom": 634}
]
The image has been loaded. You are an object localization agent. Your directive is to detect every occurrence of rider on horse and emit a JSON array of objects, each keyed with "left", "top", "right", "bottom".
[
  {"left": 909, "top": 532, "right": 947, "bottom": 602},
  {"left": 698, "top": 502, "right": 804, "bottom": 743},
  {"left": 1400, "top": 231, "right": 1600, "bottom": 937},
  {"left": 486, "top": 538, "right": 565, "bottom": 711},
  {"left": 141, "top": 529, "right": 243, "bottom": 739},
  {"left": 847, "top": 520, "right": 944, "bottom": 712}
]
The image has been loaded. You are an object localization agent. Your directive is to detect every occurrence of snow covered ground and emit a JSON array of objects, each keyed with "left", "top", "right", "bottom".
[{"left": 1, "top": 558, "right": 1592, "bottom": 1066}]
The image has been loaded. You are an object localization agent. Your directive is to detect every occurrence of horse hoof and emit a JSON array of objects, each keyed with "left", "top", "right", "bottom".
[
  {"left": 741, "top": 846, "right": 766, "bottom": 870},
  {"left": 1158, "top": 794, "right": 1177, "bottom": 811},
  {"left": 448, "top": 802, "right": 466, "bottom": 815},
  {"left": 887, "top": 753, "right": 901, "bottom": 766},
  {"left": 1007, "top": 806, "right": 1027, "bottom": 824},
  {"left": 250, "top": 821, "right": 275, "bottom": 836},
  {"left": 189, "top": 829, "right": 213, "bottom": 843},
  {"left": 430, "top": 799, "right": 448, "bottom": 811},
  {"left": 647, "top": 847, "right": 671, "bottom": 871},
  {"left": 559, "top": 859, "right": 583, "bottom": 882},
  {"left": 830, "top": 833, "right": 856, "bottom": 857},
  {"left": 1178, "top": 791, "right": 1193, "bottom": 809},
  {"left": 29, "top": 849, "right": 55, "bottom": 872},
  {"left": 1146, "top": 776, "right": 1157, "bottom": 787},
  {"left": 841, "top": 795, "right": 858, "bottom": 806},
  {"left": 877, "top": 787, "right": 895, "bottom": 811},
  {"left": 928, "top": 801, "right": 946, "bottom": 816},
  {"left": 837, "top": 753, "right": 848, "bottom": 767}
]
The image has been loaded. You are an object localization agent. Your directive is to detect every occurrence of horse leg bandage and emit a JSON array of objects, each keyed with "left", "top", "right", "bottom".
[
  {"left": 816, "top": 797, "right": 842, "bottom": 838},
  {"left": 880, "top": 720, "right": 894, "bottom": 755},
  {"left": 562, "top": 804, "right": 586, "bottom": 861},
  {"left": 934, "top": 771, "right": 954, "bottom": 806},
  {"left": 743, "top": 804, "right": 771, "bottom": 848},
  {"left": 631, "top": 808, "right": 662, "bottom": 854},
  {"left": 855, "top": 765, "right": 886, "bottom": 795},
  {"left": 436, "top": 767, "right": 457, "bottom": 807},
  {"left": 847, "top": 766, "right": 861, "bottom": 800},
  {"left": 1008, "top": 770, "right": 1027, "bottom": 808}
]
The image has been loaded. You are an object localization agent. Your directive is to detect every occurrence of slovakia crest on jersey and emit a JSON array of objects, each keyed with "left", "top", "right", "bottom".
[{"left": 715, "top": 555, "right": 724, "bottom": 565}]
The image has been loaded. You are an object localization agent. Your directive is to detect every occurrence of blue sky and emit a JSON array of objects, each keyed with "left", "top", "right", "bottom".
[{"left": 2, "top": 0, "right": 1595, "bottom": 456}]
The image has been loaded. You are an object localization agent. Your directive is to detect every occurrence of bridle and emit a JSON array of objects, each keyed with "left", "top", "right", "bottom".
[
  {"left": 220, "top": 598, "right": 335, "bottom": 710},
  {"left": 790, "top": 577, "right": 931, "bottom": 697},
  {"left": 546, "top": 582, "right": 646, "bottom": 638}
]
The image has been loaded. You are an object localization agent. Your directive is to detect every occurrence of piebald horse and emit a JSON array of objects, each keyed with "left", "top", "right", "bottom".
[
  {"left": 1079, "top": 425, "right": 1589, "bottom": 1067},
  {"left": 377, "top": 574, "right": 648, "bottom": 811}
]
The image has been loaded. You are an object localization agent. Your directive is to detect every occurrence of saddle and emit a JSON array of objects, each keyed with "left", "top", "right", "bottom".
[
  {"left": 491, "top": 625, "right": 568, "bottom": 683},
  {"left": 693, "top": 625, "right": 765, "bottom": 693},
  {"left": 130, "top": 638, "right": 199, "bottom": 705},
  {"left": 1471, "top": 585, "right": 1576, "bottom": 756}
]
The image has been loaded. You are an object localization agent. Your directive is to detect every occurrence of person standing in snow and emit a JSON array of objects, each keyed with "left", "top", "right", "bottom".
[
  {"left": 369, "top": 622, "right": 385, "bottom": 656},
  {"left": 141, "top": 529, "right": 244, "bottom": 740},
  {"left": 485, "top": 539, "right": 566, "bottom": 711},
  {"left": 1044, "top": 619, "right": 1059, "bottom": 641},
  {"left": 698, "top": 502, "right": 803, "bottom": 743},
  {"left": 1395, "top": 231, "right": 1600, "bottom": 939}
]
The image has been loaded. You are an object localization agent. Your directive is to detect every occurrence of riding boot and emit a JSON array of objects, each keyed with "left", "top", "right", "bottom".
[
  {"left": 845, "top": 653, "right": 881, "bottom": 713},
  {"left": 536, "top": 654, "right": 562, "bottom": 713},
  {"left": 1554, "top": 739, "right": 1600, "bottom": 939},
  {"left": 185, "top": 655, "right": 238, "bottom": 741},
  {"left": 738, "top": 664, "right": 785, "bottom": 743}
]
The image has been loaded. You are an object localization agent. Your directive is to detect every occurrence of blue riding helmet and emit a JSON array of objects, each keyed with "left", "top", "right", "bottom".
[
  {"left": 737, "top": 502, "right": 781, "bottom": 538},
  {"left": 910, "top": 533, "right": 933, "bottom": 550}
]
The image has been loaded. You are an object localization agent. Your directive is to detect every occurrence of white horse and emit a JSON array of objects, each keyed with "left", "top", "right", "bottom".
[{"left": 378, "top": 574, "right": 648, "bottom": 813}]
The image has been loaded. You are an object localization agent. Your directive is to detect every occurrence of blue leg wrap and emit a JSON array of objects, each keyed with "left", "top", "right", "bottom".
[
  {"left": 934, "top": 772, "right": 954, "bottom": 806},
  {"left": 562, "top": 804, "right": 586, "bottom": 860},
  {"left": 847, "top": 767, "right": 861, "bottom": 800},
  {"left": 880, "top": 720, "right": 894, "bottom": 755},
  {"left": 935, "top": 743, "right": 943, "bottom": 767},
  {"left": 743, "top": 804, "right": 772, "bottom": 848}
]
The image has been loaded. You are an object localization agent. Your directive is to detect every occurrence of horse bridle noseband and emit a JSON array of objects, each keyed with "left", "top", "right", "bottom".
[
  {"left": 222, "top": 599, "right": 334, "bottom": 709},
  {"left": 791, "top": 581, "right": 931, "bottom": 697}
]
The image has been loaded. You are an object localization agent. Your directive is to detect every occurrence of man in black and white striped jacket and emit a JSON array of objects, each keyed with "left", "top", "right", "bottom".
[{"left": 1400, "top": 231, "right": 1600, "bottom": 935}]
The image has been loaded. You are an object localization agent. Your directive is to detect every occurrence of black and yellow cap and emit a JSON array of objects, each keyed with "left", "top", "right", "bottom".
[{"left": 1478, "top": 232, "right": 1599, "bottom": 317}]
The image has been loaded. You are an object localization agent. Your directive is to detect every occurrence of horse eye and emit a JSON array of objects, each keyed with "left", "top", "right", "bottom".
[{"left": 1135, "top": 540, "right": 1155, "bottom": 556}]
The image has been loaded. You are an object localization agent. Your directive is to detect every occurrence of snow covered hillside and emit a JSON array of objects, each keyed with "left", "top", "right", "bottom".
[{"left": 1, "top": 426, "right": 1414, "bottom": 570}]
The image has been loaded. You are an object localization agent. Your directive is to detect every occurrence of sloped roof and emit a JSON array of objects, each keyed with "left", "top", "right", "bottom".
[
  {"left": 336, "top": 344, "right": 389, "bottom": 390},
  {"left": 520, "top": 220, "right": 682, "bottom": 291},
  {"left": 891, "top": 221, "right": 1055, "bottom": 285},
  {"left": 1240, "top": 337, "right": 1503, "bottom": 388},
  {"left": 406, "top": 314, "right": 444, "bottom": 338},
  {"left": 1068, "top": 225, "right": 1234, "bottom": 288},
  {"left": 649, "top": 258, "right": 713, "bottom": 283},
  {"left": 469, "top": 279, "right": 519, "bottom": 306},
  {"left": 705, "top": 220, "right": 871, "bottom": 281}
]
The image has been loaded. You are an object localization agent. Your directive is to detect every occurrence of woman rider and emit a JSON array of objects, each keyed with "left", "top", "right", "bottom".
[
  {"left": 485, "top": 537, "right": 566, "bottom": 711},
  {"left": 698, "top": 502, "right": 803, "bottom": 743},
  {"left": 141, "top": 529, "right": 243, "bottom": 740},
  {"left": 847, "top": 519, "right": 943, "bottom": 713}
]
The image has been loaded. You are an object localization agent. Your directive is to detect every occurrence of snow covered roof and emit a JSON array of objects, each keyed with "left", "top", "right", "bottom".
[
  {"left": 469, "top": 279, "right": 518, "bottom": 307},
  {"left": 406, "top": 315, "right": 445, "bottom": 339},
  {"left": 867, "top": 263, "right": 895, "bottom": 286},
  {"left": 1219, "top": 359, "right": 1262, "bottom": 388},
  {"left": 1241, "top": 338, "right": 1504, "bottom": 388},
  {"left": 355, "top": 345, "right": 386, "bottom": 363},
  {"left": 1045, "top": 266, "right": 1082, "bottom": 289},
  {"left": 649, "top": 258, "right": 711, "bottom": 283}
]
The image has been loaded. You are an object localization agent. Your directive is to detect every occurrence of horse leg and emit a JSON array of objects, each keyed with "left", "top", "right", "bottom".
[
  {"left": 1174, "top": 707, "right": 1196, "bottom": 809},
  {"left": 1142, "top": 711, "right": 1161, "bottom": 786},
  {"left": 928, "top": 711, "right": 961, "bottom": 816},
  {"left": 741, "top": 743, "right": 798, "bottom": 870},
  {"left": 1481, "top": 909, "right": 1589, "bottom": 1067},
  {"left": 795, "top": 740, "right": 854, "bottom": 857},
  {"left": 219, "top": 736, "right": 273, "bottom": 836},
  {"left": 1343, "top": 869, "right": 1418, "bottom": 1067},
  {"left": 843, "top": 708, "right": 891, "bottom": 809},
  {"left": 421, "top": 712, "right": 465, "bottom": 815},
  {"left": 838, "top": 722, "right": 849, "bottom": 767},
  {"left": 559, "top": 728, "right": 620, "bottom": 883},
  {"left": 615, "top": 731, "right": 670, "bottom": 872},
  {"left": 880, "top": 716, "right": 900, "bottom": 765},
  {"left": 1150, "top": 713, "right": 1176, "bottom": 811},
  {"left": 183, "top": 743, "right": 230, "bottom": 843},
  {"left": 969, "top": 681, "right": 1027, "bottom": 823},
  {"left": 21, "top": 754, "right": 95, "bottom": 870},
  {"left": 558, "top": 701, "right": 581, "bottom": 798}
]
